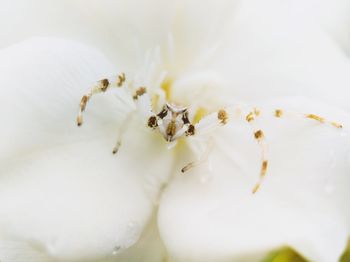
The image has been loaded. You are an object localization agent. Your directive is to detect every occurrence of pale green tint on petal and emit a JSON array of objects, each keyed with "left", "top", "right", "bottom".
[
  {"left": 0, "top": 38, "right": 173, "bottom": 261},
  {"left": 264, "top": 242, "right": 350, "bottom": 262},
  {"left": 158, "top": 98, "right": 350, "bottom": 262},
  {"left": 262, "top": 247, "right": 307, "bottom": 262},
  {"left": 340, "top": 240, "right": 350, "bottom": 262}
]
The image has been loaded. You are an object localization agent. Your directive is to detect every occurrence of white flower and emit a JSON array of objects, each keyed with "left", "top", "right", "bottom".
[{"left": 0, "top": 1, "right": 350, "bottom": 262}]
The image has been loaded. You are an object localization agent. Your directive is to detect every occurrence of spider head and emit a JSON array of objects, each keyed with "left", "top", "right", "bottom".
[{"left": 156, "top": 103, "right": 190, "bottom": 142}]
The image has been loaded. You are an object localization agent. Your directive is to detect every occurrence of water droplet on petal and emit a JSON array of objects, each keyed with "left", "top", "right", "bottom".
[
  {"left": 119, "top": 220, "right": 140, "bottom": 248},
  {"left": 112, "top": 246, "right": 121, "bottom": 255}
]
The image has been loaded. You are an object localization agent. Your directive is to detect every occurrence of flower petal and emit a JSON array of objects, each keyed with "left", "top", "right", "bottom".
[
  {"left": 182, "top": 0, "right": 350, "bottom": 110},
  {"left": 158, "top": 97, "right": 350, "bottom": 262},
  {"left": 0, "top": 0, "right": 176, "bottom": 70},
  {"left": 0, "top": 0, "right": 238, "bottom": 73},
  {"left": 0, "top": 239, "right": 54, "bottom": 262},
  {"left": 284, "top": 0, "right": 350, "bottom": 53},
  {"left": 0, "top": 38, "right": 172, "bottom": 261}
]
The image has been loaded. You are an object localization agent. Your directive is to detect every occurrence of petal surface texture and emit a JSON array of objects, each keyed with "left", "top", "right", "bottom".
[{"left": 0, "top": 38, "right": 172, "bottom": 261}]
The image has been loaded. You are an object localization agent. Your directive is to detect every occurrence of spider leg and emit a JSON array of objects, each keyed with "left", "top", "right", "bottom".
[
  {"left": 193, "top": 109, "right": 228, "bottom": 135},
  {"left": 273, "top": 109, "right": 343, "bottom": 129},
  {"left": 132, "top": 87, "right": 154, "bottom": 120},
  {"left": 181, "top": 138, "right": 214, "bottom": 173},
  {"left": 244, "top": 108, "right": 269, "bottom": 194},
  {"left": 246, "top": 107, "right": 342, "bottom": 193},
  {"left": 251, "top": 129, "right": 268, "bottom": 194},
  {"left": 77, "top": 72, "right": 126, "bottom": 126},
  {"left": 113, "top": 87, "right": 157, "bottom": 154},
  {"left": 112, "top": 111, "right": 136, "bottom": 154},
  {"left": 181, "top": 109, "right": 228, "bottom": 173},
  {"left": 77, "top": 73, "right": 157, "bottom": 155}
]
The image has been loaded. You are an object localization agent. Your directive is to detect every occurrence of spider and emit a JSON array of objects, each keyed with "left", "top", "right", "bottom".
[{"left": 77, "top": 73, "right": 343, "bottom": 193}]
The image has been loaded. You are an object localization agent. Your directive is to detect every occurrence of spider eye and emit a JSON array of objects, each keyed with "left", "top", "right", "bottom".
[
  {"left": 182, "top": 111, "right": 190, "bottom": 124},
  {"left": 157, "top": 107, "right": 168, "bottom": 119}
]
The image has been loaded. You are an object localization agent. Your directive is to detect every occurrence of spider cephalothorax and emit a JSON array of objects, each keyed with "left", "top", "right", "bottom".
[
  {"left": 148, "top": 103, "right": 194, "bottom": 142},
  {"left": 77, "top": 72, "right": 342, "bottom": 193}
]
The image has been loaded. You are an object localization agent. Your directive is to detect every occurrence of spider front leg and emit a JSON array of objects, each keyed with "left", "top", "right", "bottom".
[
  {"left": 273, "top": 109, "right": 343, "bottom": 129},
  {"left": 245, "top": 107, "right": 343, "bottom": 193},
  {"left": 112, "top": 111, "right": 136, "bottom": 154},
  {"left": 77, "top": 72, "right": 126, "bottom": 126},
  {"left": 181, "top": 109, "right": 228, "bottom": 173},
  {"left": 244, "top": 108, "right": 269, "bottom": 194},
  {"left": 112, "top": 87, "right": 155, "bottom": 154},
  {"left": 181, "top": 138, "right": 214, "bottom": 173}
]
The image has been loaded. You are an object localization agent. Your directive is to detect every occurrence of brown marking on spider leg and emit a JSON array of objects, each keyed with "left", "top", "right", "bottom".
[
  {"left": 100, "top": 79, "right": 110, "bottom": 92},
  {"left": 117, "top": 73, "right": 126, "bottom": 87},
  {"left": 147, "top": 116, "right": 158, "bottom": 129},
  {"left": 112, "top": 141, "right": 121, "bottom": 154},
  {"left": 77, "top": 95, "right": 90, "bottom": 126},
  {"left": 306, "top": 114, "right": 325, "bottom": 123},
  {"left": 133, "top": 87, "right": 147, "bottom": 100},
  {"left": 261, "top": 160, "right": 268, "bottom": 176},
  {"left": 253, "top": 108, "right": 260, "bottom": 117},
  {"left": 182, "top": 111, "right": 190, "bottom": 124},
  {"left": 252, "top": 160, "right": 269, "bottom": 194},
  {"left": 185, "top": 124, "right": 195, "bottom": 136},
  {"left": 306, "top": 113, "right": 343, "bottom": 129},
  {"left": 77, "top": 73, "right": 125, "bottom": 127},
  {"left": 246, "top": 112, "right": 255, "bottom": 122},
  {"left": 181, "top": 162, "right": 194, "bottom": 173},
  {"left": 254, "top": 130, "right": 264, "bottom": 141},
  {"left": 77, "top": 115, "right": 83, "bottom": 126},
  {"left": 157, "top": 107, "right": 168, "bottom": 119},
  {"left": 331, "top": 122, "right": 343, "bottom": 129},
  {"left": 218, "top": 109, "right": 228, "bottom": 124},
  {"left": 252, "top": 183, "right": 260, "bottom": 194},
  {"left": 80, "top": 95, "right": 89, "bottom": 112},
  {"left": 275, "top": 109, "right": 283, "bottom": 118},
  {"left": 251, "top": 128, "right": 268, "bottom": 194}
]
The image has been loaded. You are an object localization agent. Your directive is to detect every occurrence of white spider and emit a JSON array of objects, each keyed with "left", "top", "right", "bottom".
[{"left": 76, "top": 73, "right": 343, "bottom": 193}]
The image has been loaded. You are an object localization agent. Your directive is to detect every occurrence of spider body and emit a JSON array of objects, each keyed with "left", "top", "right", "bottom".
[
  {"left": 77, "top": 72, "right": 342, "bottom": 193},
  {"left": 149, "top": 103, "right": 192, "bottom": 142}
]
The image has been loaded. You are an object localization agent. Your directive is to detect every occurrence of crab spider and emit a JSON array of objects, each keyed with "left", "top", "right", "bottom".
[{"left": 77, "top": 73, "right": 343, "bottom": 193}]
